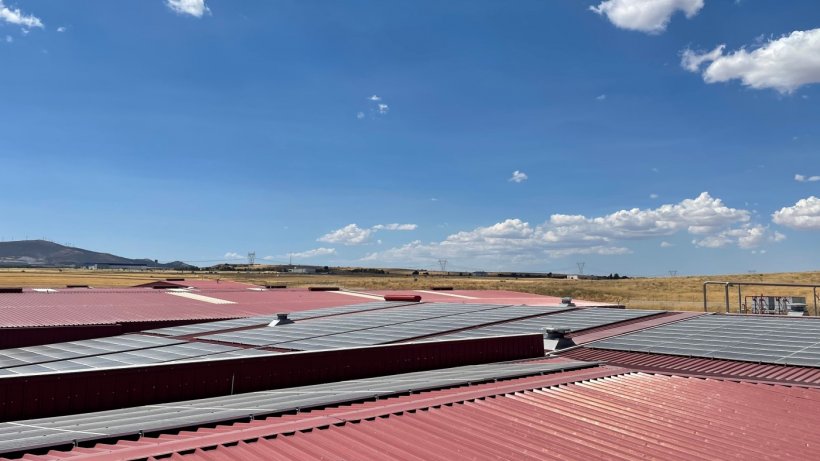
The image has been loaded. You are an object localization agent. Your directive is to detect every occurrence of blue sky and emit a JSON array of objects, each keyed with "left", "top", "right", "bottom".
[{"left": 0, "top": 0, "right": 818, "bottom": 276}]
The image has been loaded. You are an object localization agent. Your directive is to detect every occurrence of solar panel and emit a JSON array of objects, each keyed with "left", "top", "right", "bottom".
[
  {"left": 0, "top": 360, "right": 595, "bottom": 455},
  {"left": 430, "top": 308, "right": 665, "bottom": 342},
  {"left": 588, "top": 315, "right": 820, "bottom": 367},
  {"left": 0, "top": 335, "right": 182, "bottom": 370},
  {"left": 144, "top": 301, "right": 420, "bottom": 337},
  {"left": 200, "top": 303, "right": 567, "bottom": 351},
  {"left": 0, "top": 338, "right": 264, "bottom": 377}
]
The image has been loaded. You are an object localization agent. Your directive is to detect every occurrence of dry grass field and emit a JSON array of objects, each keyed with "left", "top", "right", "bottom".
[{"left": 1, "top": 268, "right": 818, "bottom": 314}]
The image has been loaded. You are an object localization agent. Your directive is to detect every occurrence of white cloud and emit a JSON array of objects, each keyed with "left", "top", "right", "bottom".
[
  {"left": 795, "top": 174, "right": 820, "bottom": 182},
  {"left": 509, "top": 170, "right": 528, "bottom": 183},
  {"left": 0, "top": 0, "right": 43, "bottom": 29},
  {"left": 368, "top": 95, "right": 381, "bottom": 101},
  {"left": 649, "top": 193, "right": 659, "bottom": 199},
  {"left": 288, "top": 248, "right": 336, "bottom": 259},
  {"left": 660, "top": 241, "right": 674, "bottom": 247},
  {"left": 377, "top": 103, "right": 389, "bottom": 115},
  {"left": 596, "top": 94, "right": 607, "bottom": 100},
  {"left": 772, "top": 196, "right": 820, "bottom": 230},
  {"left": 590, "top": 0, "right": 703, "bottom": 34},
  {"left": 363, "top": 192, "right": 781, "bottom": 266},
  {"left": 223, "top": 252, "right": 244, "bottom": 260},
  {"left": 692, "top": 224, "right": 783, "bottom": 249},
  {"left": 681, "top": 29, "right": 820, "bottom": 93},
  {"left": 4, "top": 35, "right": 11, "bottom": 43},
  {"left": 166, "top": 0, "right": 210, "bottom": 18},
  {"left": 373, "top": 223, "right": 418, "bottom": 231},
  {"left": 56, "top": 26, "right": 66, "bottom": 32},
  {"left": 318, "top": 224, "right": 373, "bottom": 245},
  {"left": 356, "top": 112, "right": 365, "bottom": 120}
]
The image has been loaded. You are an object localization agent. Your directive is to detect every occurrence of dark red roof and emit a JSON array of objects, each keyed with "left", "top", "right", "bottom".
[{"left": 27, "top": 368, "right": 820, "bottom": 460}]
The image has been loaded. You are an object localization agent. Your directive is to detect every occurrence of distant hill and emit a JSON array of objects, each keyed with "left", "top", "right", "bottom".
[{"left": 0, "top": 240, "right": 195, "bottom": 269}]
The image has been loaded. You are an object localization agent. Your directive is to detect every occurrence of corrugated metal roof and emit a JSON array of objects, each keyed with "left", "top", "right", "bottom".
[
  {"left": 0, "top": 289, "right": 372, "bottom": 328},
  {"left": 27, "top": 370, "right": 820, "bottom": 460},
  {"left": 0, "top": 289, "right": 577, "bottom": 329},
  {"left": 559, "top": 346, "right": 820, "bottom": 386},
  {"left": 368, "top": 289, "right": 618, "bottom": 306}
]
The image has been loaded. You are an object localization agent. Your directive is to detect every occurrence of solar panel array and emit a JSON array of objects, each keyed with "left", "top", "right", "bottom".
[
  {"left": 0, "top": 336, "right": 275, "bottom": 378},
  {"left": 0, "top": 360, "right": 594, "bottom": 454},
  {"left": 144, "top": 300, "right": 419, "bottom": 337},
  {"left": 589, "top": 315, "right": 820, "bottom": 367},
  {"left": 199, "top": 303, "right": 568, "bottom": 350},
  {"left": 431, "top": 308, "right": 665, "bottom": 342}
]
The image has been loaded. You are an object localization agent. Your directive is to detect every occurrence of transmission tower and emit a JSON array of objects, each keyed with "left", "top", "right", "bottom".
[
  {"left": 248, "top": 252, "right": 256, "bottom": 265},
  {"left": 668, "top": 270, "right": 678, "bottom": 277},
  {"left": 438, "top": 259, "right": 448, "bottom": 272},
  {"left": 576, "top": 262, "right": 585, "bottom": 275}
]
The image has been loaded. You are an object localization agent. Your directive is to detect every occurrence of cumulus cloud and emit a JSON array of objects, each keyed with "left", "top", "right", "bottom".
[
  {"left": 596, "top": 94, "right": 607, "bottom": 100},
  {"left": 692, "top": 224, "right": 784, "bottom": 249},
  {"left": 319, "top": 223, "right": 418, "bottom": 245},
  {"left": 166, "top": 0, "right": 210, "bottom": 17},
  {"left": 368, "top": 95, "right": 381, "bottom": 101},
  {"left": 56, "top": 26, "right": 66, "bottom": 32},
  {"left": 318, "top": 224, "right": 373, "bottom": 245},
  {"left": 660, "top": 241, "right": 674, "bottom": 247},
  {"left": 509, "top": 170, "right": 528, "bottom": 183},
  {"left": 795, "top": 174, "right": 820, "bottom": 182},
  {"left": 0, "top": 0, "right": 43, "bottom": 29},
  {"left": 4, "top": 34, "right": 11, "bottom": 43},
  {"left": 772, "top": 196, "right": 820, "bottom": 230},
  {"left": 377, "top": 103, "right": 389, "bottom": 115},
  {"left": 356, "top": 112, "right": 365, "bottom": 120},
  {"left": 681, "top": 28, "right": 820, "bottom": 93},
  {"left": 363, "top": 192, "right": 781, "bottom": 266},
  {"left": 224, "top": 252, "right": 244, "bottom": 260},
  {"left": 590, "top": 0, "right": 704, "bottom": 34},
  {"left": 288, "top": 248, "right": 336, "bottom": 259}
]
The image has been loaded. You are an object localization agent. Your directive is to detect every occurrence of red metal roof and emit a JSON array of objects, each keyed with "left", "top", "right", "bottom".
[
  {"left": 367, "top": 289, "right": 617, "bottom": 306},
  {"left": 0, "top": 288, "right": 367, "bottom": 328},
  {"left": 29, "top": 369, "right": 820, "bottom": 460},
  {"left": 559, "top": 346, "right": 820, "bottom": 387}
]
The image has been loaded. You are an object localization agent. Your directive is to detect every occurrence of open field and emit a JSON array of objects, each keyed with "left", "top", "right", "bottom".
[{"left": 1, "top": 268, "right": 818, "bottom": 314}]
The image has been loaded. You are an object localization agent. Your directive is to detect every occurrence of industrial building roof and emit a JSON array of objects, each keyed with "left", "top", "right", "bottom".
[
  {"left": 588, "top": 314, "right": 820, "bottom": 367},
  {"left": 14, "top": 367, "right": 820, "bottom": 461},
  {"left": 0, "top": 287, "right": 607, "bottom": 330}
]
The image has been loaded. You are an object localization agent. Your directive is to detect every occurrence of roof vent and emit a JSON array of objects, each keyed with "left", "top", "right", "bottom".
[
  {"left": 309, "top": 286, "right": 340, "bottom": 291},
  {"left": 430, "top": 286, "right": 453, "bottom": 291},
  {"left": 269, "top": 313, "right": 294, "bottom": 326},
  {"left": 543, "top": 327, "right": 576, "bottom": 351},
  {"left": 265, "top": 284, "right": 287, "bottom": 289},
  {"left": 66, "top": 284, "right": 89, "bottom": 289},
  {"left": 560, "top": 297, "right": 576, "bottom": 307},
  {"left": 384, "top": 294, "right": 422, "bottom": 302}
]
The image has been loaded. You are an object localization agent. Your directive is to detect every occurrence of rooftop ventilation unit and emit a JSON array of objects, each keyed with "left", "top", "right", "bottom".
[
  {"left": 384, "top": 294, "right": 422, "bottom": 302},
  {"left": 268, "top": 313, "right": 294, "bottom": 326},
  {"left": 560, "top": 297, "right": 576, "bottom": 307},
  {"left": 543, "top": 327, "right": 576, "bottom": 351},
  {"left": 265, "top": 284, "right": 287, "bottom": 289}
]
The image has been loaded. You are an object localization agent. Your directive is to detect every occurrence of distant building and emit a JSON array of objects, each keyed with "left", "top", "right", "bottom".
[
  {"left": 566, "top": 275, "right": 579, "bottom": 280},
  {"left": 289, "top": 266, "right": 317, "bottom": 274}
]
